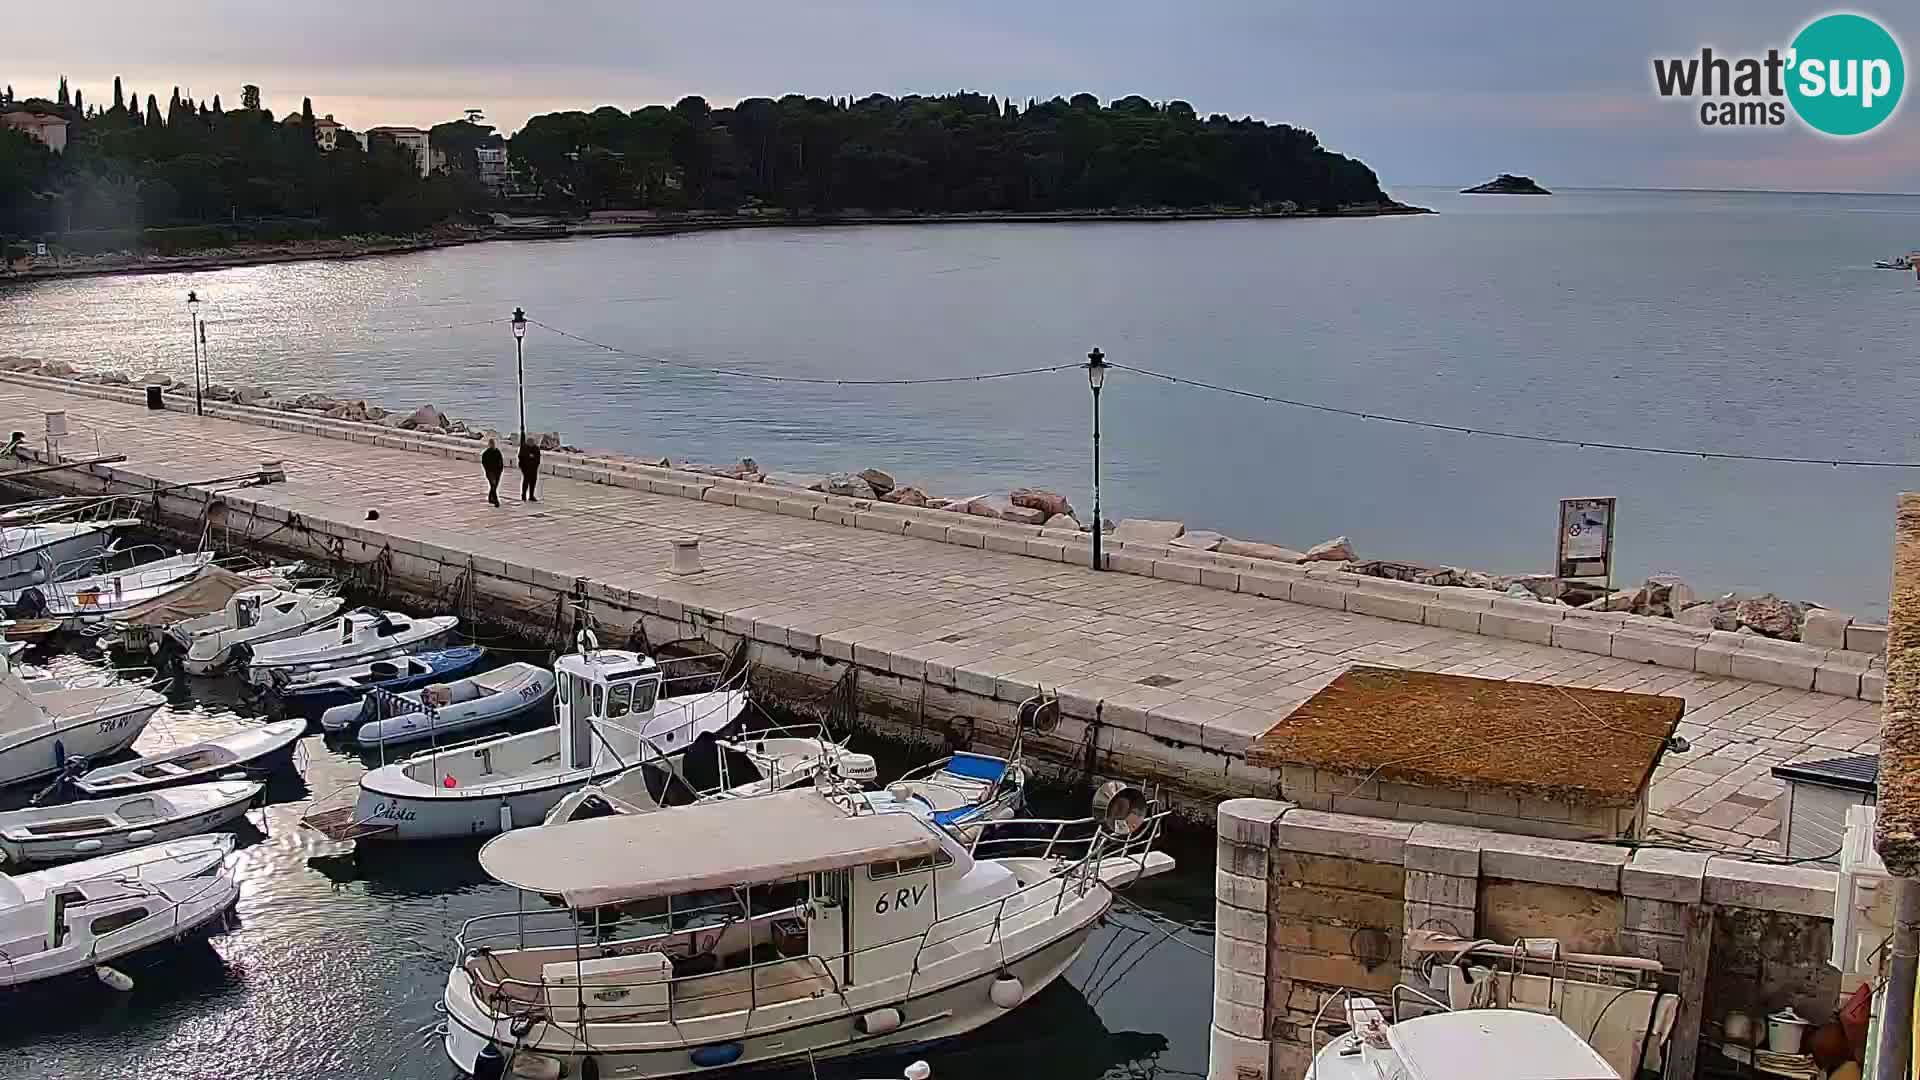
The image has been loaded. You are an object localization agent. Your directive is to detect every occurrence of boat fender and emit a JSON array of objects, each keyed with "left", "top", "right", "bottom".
[
  {"left": 53, "top": 739, "right": 65, "bottom": 768},
  {"left": 126, "top": 830, "right": 155, "bottom": 844},
  {"left": 688, "top": 1043, "right": 744, "bottom": 1068},
  {"left": 0, "top": 847, "right": 9, "bottom": 866},
  {"left": 905, "top": 1063, "right": 932, "bottom": 1080},
  {"left": 74, "top": 839, "right": 103, "bottom": 853},
  {"left": 989, "top": 974, "right": 1024, "bottom": 1009},
  {"left": 856, "top": 1007, "right": 903, "bottom": 1035},
  {"left": 471, "top": 1043, "right": 507, "bottom": 1080},
  {"left": 94, "top": 964, "right": 134, "bottom": 991},
  {"left": 498, "top": 802, "right": 513, "bottom": 833},
  {"left": 507, "top": 1051, "right": 563, "bottom": 1080},
  {"left": 578, "top": 1056, "right": 599, "bottom": 1080}
]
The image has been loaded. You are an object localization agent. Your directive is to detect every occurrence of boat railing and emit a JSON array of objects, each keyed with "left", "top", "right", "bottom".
[{"left": 459, "top": 862, "right": 1096, "bottom": 1028}]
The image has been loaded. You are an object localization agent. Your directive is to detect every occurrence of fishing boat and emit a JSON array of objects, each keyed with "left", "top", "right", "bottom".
[
  {"left": 0, "top": 646, "right": 164, "bottom": 787},
  {"left": 883, "top": 750, "right": 1027, "bottom": 840},
  {"left": 241, "top": 608, "right": 458, "bottom": 688},
  {"left": 441, "top": 782, "right": 1175, "bottom": 1078},
  {"left": 1876, "top": 255, "right": 1912, "bottom": 269},
  {"left": 25, "top": 551, "right": 214, "bottom": 627},
  {"left": 94, "top": 565, "right": 317, "bottom": 657},
  {"left": 277, "top": 646, "right": 487, "bottom": 711},
  {"left": 173, "top": 587, "right": 346, "bottom": 675},
  {"left": 0, "top": 833, "right": 240, "bottom": 988},
  {"left": 543, "top": 723, "right": 878, "bottom": 824},
  {"left": 301, "top": 635, "right": 745, "bottom": 842},
  {"left": 65, "top": 718, "right": 305, "bottom": 797},
  {"left": 0, "top": 779, "right": 260, "bottom": 866},
  {"left": 0, "top": 519, "right": 139, "bottom": 598},
  {"left": 319, "top": 662, "right": 556, "bottom": 747}
]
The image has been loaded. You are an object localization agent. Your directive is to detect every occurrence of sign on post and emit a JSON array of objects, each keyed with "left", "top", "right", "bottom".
[{"left": 1556, "top": 497, "right": 1616, "bottom": 584}]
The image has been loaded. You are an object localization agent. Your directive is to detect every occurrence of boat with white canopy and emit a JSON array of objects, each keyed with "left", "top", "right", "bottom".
[
  {"left": 302, "top": 636, "right": 745, "bottom": 842},
  {"left": 0, "top": 519, "right": 140, "bottom": 600},
  {"left": 175, "top": 587, "right": 344, "bottom": 675},
  {"left": 0, "top": 642, "right": 164, "bottom": 787},
  {"left": 441, "top": 783, "right": 1174, "bottom": 1079}
]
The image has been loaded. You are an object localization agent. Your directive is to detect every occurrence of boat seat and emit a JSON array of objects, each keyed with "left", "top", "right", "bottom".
[
  {"left": 21, "top": 816, "right": 118, "bottom": 836},
  {"left": 541, "top": 950, "right": 672, "bottom": 1024},
  {"left": 670, "top": 956, "right": 836, "bottom": 1019}
]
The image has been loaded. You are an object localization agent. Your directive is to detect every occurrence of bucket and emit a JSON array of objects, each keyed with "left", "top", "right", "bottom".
[{"left": 1766, "top": 1008, "right": 1810, "bottom": 1054}]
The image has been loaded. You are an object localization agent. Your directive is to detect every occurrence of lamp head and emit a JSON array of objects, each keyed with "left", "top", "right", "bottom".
[
  {"left": 1086, "top": 346, "right": 1107, "bottom": 390},
  {"left": 511, "top": 307, "right": 527, "bottom": 340},
  {"left": 186, "top": 290, "right": 200, "bottom": 314}
]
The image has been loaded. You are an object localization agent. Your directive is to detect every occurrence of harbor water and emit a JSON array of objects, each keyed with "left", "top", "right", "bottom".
[
  {"left": 0, "top": 639, "right": 1215, "bottom": 1080},
  {"left": 4, "top": 187, "right": 1918, "bottom": 618}
]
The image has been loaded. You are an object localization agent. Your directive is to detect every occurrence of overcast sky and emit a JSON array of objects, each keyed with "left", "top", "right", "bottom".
[{"left": 5, "top": 2, "right": 1918, "bottom": 193}]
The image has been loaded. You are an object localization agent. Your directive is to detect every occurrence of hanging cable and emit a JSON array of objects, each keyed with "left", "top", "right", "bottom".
[{"left": 1109, "top": 361, "right": 1920, "bottom": 469}]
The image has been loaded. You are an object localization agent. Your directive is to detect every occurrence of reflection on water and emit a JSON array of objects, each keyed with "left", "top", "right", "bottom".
[{"left": 4, "top": 638, "right": 1214, "bottom": 1080}]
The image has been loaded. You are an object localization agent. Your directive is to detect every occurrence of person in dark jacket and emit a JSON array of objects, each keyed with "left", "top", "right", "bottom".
[
  {"left": 518, "top": 438, "right": 541, "bottom": 501},
  {"left": 480, "top": 438, "right": 505, "bottom": 506}
]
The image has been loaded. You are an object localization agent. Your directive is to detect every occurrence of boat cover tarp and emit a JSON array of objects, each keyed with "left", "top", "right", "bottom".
[
  {"left": 106, "top": 567, "right": 260, "bottom": 628},
  {"left": 479, "top": 789, "right": 939, "bottom": 907}
]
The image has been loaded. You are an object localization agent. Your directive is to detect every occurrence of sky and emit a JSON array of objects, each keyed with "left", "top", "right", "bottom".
[{"left": 5, "top": 1, "right": 1920, "bottom": 193}]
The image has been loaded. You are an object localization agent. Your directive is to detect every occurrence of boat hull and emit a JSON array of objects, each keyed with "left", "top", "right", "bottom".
[
  {"left": 352, "top": 682, "right": 556, "bottom": 747},
  {"left": 71, "top": 720, "right": 304, "bottom": 796},
  {"left": 0, "top": 701, "right": 159, "bottom": 787},
  {"left": 180, "top": 600, "right": 346, "bottom": 676},
  {"left": 0, "top": 783, "right": 259, "bottom": 867},
  {"left": 244, "top": 622, "right": 457, "bottom": 688},
  {"left": 0, "top": 528, "right": 115, "bottom": 598},
  {"left": 281, "top": 647, "right": 488, "bottom": 711},
  {"left": 0, "top": 872, "right": 239, "bottom": 988},
  {"left": 443, "top": 917, "right": 1098, "bottom": 1078},
  {"left": 342, "top": 760, "right": 628, "bottom": 841}
]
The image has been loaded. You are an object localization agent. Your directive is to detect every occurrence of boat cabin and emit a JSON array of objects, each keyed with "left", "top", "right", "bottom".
[
  {"left": 553, "top": 648, "right": 663, "bottom": 769},
  {"left": 339, "top": 609, "right": 418, "bottom": 644}
]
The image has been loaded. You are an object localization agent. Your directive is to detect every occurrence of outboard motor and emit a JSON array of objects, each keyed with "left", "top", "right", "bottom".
[
  {"left": 1092, "top": 780, "right": 1154, "bottom": 838},
  {"left": 30, "top": 754, "right": 90, "bottom": 807}
]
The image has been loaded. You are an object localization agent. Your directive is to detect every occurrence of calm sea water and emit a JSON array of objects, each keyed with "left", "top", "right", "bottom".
[
  {"left": 2, "top": 642, "right": 1214, "bottom": 1080},
  {"left": 3, "top": 186, "right": 1917, "bottom": 617}
]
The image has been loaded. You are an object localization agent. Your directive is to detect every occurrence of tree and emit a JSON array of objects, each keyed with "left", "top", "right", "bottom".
[
  {"left": 167, "top": 87, "right": 185, "bottom": 127},
  {"left": 56, "top": 77, "right": 68, "bottom": 108},
  {"left": 127, "top": 89, "right": 142, "bottom": 126},
  {"left": 72, "top": 89, "right": 82, "bottom": 114},
  {"left": 112, "top": 76, "right": 123, "bottom": 112},
  {"left": 301, "top": 97, "right": 314, "bottom": 126},
  {"left": 145, "top": 94, "right": 161, "bottom": 128},
  {"left": 240, "top": 84, "right": 261, "bottom": 111},
  {"left": 211, "top": 94, "right": 222, "bottom": 114}
]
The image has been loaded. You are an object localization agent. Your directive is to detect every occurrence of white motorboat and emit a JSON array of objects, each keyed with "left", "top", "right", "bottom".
[
  {"left": 29, "top": 551, "right": 214, "bottom": 626},
  {"left": 176, "top": 588, "right": 346, "bottom": 675},
  {"left": 544, "top": 724, "right": 878, "bottom": 824},
  {"left": 0, "top": 519, "right": 138, "bottom": 598},
  {"left": 0, "top": 645, "right": 164, "bottom": 788},
  {"left": 320, "top": 662, "right": 557, "bottom": 747},
  {"left": 0, "top": 779, "right": 260, "bottom": 866},
  {"left": 67, "top": 718, "right": 305, "bottom": 797},
  {"left": 441, "top": 783, "right": 1175, "bottom": 1078},
  {"left": 302, "top": 637, "right": 745, "bottom": 843},
  {"left": 0, "top": 833, "right": 239, "bottom": 988},
  {"left": 1306, "top": 999, "right": 1622, "bottom": 1079},
  {"left": 242, "top": 608, "right": 458, "bottom": 687}
]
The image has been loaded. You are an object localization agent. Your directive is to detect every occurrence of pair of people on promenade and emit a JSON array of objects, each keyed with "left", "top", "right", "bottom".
[{"left": 480, "top": 437, "right": 542, "bottom": 506}]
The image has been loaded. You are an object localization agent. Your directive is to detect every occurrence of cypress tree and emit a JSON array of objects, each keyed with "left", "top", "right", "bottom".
[
  {"left": 301, "top": 97, "right": 315, "bottom": 125},
  {"left": 212, "top": 94, "right": 222, "bottom": 114},
  {"left": 168, "top": 87, "right": 182, "bottom": 126},
  {"left": 146, "top": 94, "right": 161, "bottom": 127},
  {"left": 72, "top": 88, "right": 82, "bottom": 113},
  {"left": 56, "top": 76, "right": 68, "bottom": 107},
  {"left": 112, "top": 76, "right": 124, "bottom": 112}
]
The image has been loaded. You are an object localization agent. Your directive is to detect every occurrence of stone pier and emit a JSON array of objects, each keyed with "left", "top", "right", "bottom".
[{"left": 0, "top": 374, "right": 1885, "bottom": 834}]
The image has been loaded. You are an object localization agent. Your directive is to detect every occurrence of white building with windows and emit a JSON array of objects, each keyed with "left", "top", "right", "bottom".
[{"left": 365, "top": 125, "right": 431, "bottom": 176}]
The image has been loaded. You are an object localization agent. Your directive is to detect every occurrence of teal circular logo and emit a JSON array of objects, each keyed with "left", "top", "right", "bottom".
[{"left": 1787, "top": 13, "right": 1904, "bottom": 136}]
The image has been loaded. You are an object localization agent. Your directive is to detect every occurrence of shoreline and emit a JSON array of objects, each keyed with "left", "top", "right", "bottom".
[{"left": 3, "top": 201, "right": 1433, "bottom": 283}]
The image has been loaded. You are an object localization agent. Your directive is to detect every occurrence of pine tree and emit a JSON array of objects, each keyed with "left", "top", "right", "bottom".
[
  {"left": 212, "top": 94, "right": 223, "bottom": 114},
  {"left": 72, "top": 88, "right": 82, "bottom": 113},
  {"left": 168, "top": 87, "right": 183, "bottom": 126},
  {"left": 56, "top": 76, "right": 68, "bottom": 107},
  {"left": 146, "top": 94, "right": 161, "bottom": 128},
  {"left": 128, "top": 92, "right": 142, "bottom": 126},
  {"left": 112, "top": 76, "right": 124, "bottom": 112}
]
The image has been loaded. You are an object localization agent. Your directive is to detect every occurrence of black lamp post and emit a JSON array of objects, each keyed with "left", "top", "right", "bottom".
[
  {"left": 186, "top": 290, "right": 203, "bottom": 416},
  {"left": 1086, "top": 346, "right": 1107, "bottom": 571},
  {"left": 511, "top": 307, "right": 528, "bottom": 444}
]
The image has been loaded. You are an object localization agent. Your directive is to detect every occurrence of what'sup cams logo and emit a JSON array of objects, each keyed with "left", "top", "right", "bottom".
[{"left": 1653, "top": 12, "right": 1904, "bottom": 136}]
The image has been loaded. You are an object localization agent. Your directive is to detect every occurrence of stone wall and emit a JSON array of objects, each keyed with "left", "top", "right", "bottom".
[{"left": 1212, "top": 799, "right": 1842, "bottom": 1080}]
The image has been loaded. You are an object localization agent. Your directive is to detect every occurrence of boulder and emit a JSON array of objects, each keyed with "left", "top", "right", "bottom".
[
  {"left": 1219, "top": 539, "right": 1306, "bottom": 562},
  {"left": 965, "top": 500, "right": 1003, "bottom": 520},
  {"left": 537, "top": 431, "right": 562, "bottom": 451},
  {"left": 99, "top": 371, "right": 130, "bottom": 386},
  {"left": 885, "top": 486, "right": 929, "bottom": 507},
  {"left": 1677, "top": 601, "right": 1735, "bottom": 631},
  {"left": 1666, "top": 580, "right": 1697, "bottom": 615},
  {"left": 378, "top": 413, "right": 411, "bottom": 429},
  {"left": 203, "top": 383, "right": 236, "bottom": 402},
  {"left": 1043, "top": 513, "right": 1081, "bottom": 531},
  {"left": 1303, "top": 536, "right": 1357, "bottom": 562},
  {"left": 0, "top": 356, "right": 43, "bottom": 372},
  {"left": 364, "top": 404, "right": 389, "bottom": 421},
  {"left": 1504, "top": 584, "right": 1541, "bottom": 602},
  {"left": 1001, "top": 506, "right": 1049, "bottom": 526},
  {"left": 1579, "top": 589, "right": 1638, "bottom": 613},
  {"left": 1113, "top": 519, "right": 1185, "bottom": 544},
  {"left": 291, "top": 391, "right": 337, "bottom": 410},
  {"left": 857, "top": 468, "right": 896, "bottom": 496},
  {"left": 448, "top": 418, "right": 469, "bottom": 434},
  {"left": 1169, "top": 530, "right": 1226, "bottom": 552},
  {"left": 811, "top": 473, "right": 876, "bottom": 499},
  {"left": 734, "top": 458, "right": 761, "bottom": 479},
  {"left": 1735, "top": 593, "right": 1796, "bottom": 638},
  {"left": 1801, "top": 607, "right": 1853, "bottom": 649},
  {"left": 1508, "top": 574, "right": 1565, "bottom": 602},
  {"left": 761, "top": 471, "right": 815, "bottom": 489},
  {"left": 234, "top": 385, "right": 273, "bottom": 406},
  {"left": 1010, "top": 488, "right": 1073, "bottom": 518},
  {"left": 40, "top": 360, "right": 75, "bottom": 377},
  {"left": 1453, "top": 569, "right": 1499, "bottom": 591},
  {"left": 407, "top": 404, "right": 447, "bottom": 431}
]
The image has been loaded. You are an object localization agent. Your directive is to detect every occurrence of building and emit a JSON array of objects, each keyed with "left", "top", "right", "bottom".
[
  {"left": 281, "top": 112, "right": 344, "bottom": 151},
  {"left": 475, "top": 146, "right": 510, "bottom": 195},
  {"left": 1, "top": 109, "right": 68, "bottom": 153},
  {"left": 364, "top": 125, "right": 431, "bottom": 177}
]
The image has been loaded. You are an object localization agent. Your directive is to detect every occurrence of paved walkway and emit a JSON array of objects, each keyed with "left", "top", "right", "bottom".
[{"left": 0, "top": 381, "right": 1882, "bottom": 854}]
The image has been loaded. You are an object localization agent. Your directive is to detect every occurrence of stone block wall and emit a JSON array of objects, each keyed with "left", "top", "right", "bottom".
[
  {"left": 1212, "top": 799, "right": 1841, "bottom": 1080},
  {"left": 1276, "top": 763, "right": 1644, "bottom": 841}
]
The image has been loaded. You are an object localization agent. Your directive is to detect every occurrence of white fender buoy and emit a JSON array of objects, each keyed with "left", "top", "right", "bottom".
[
  {"left": 498, "top": 803, "right": 513, "bottom": 833},
  {"left": 989, "top": 975, "right": 1023, "bottom": 1009},
  {"left": 95, "top": 965, "right": 134, "bottom": 991},
  {"left": 904, "top": 1063, "right": 932, "bottom": 1080},
  {"left": 148, "top": 641, "right": 161, "bottom": 655},
  {"left": 74, "top": 839, "right": 103, "bottom": 853},
  {"left": 855, "top": 1007, "right": 903, "bottom": 1035},
  {"left": 127, "top": 830, "right": 155, "bottom": 843}
]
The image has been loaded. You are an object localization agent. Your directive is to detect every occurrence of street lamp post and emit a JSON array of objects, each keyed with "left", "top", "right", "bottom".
[
  {"left": 1086, "top": 347, "right": 1107, "bottom": 571},
  {"left": 186, "top": 291, "right": 203, "bottom": 416},
  {"left": 511, "top": 307, "right": 528, "bottom": 444}
]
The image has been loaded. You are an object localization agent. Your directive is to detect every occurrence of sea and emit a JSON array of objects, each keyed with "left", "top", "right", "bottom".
[{"left": 3, "top": 186, "right": 1917, "bottom": 617}]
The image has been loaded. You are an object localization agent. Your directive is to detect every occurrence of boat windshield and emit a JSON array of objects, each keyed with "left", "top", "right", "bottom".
[{"left": 608, "top": 681, "right": 632, "bottom": 718}]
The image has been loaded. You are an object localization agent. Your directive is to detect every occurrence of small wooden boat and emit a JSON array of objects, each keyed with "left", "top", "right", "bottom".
[
  {"left": 3, "top": 618, "right": 61, "bottom": 643},
  {"left": 10, "top": 833, "right": 233, "bottom": 898},
  {"left": 30, "top": 552, "right": 214, "bottom": 626},
  {"left": 279, "top": 646, "right": 488, "bottom": 712},
  {"left": 0, "top": 779, "right": 260, "bottom": 866},
  {"left": 243, "top": 609, "right": 458, "bottom": 687},
  {"left": 319, "top": 662, "right": 555, "bottom": 746},
  {"left": 68, "top": 719, "right": 305, "bottom": 797}
]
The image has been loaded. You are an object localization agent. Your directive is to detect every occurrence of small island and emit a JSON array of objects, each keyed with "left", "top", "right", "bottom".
[{"left": 1461, "top": 174, "right": 1551, "bottom": 195}]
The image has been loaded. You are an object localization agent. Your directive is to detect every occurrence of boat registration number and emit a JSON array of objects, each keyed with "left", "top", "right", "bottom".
[{"left": 96, "top": 715, "right": 134, "bottom": 734}]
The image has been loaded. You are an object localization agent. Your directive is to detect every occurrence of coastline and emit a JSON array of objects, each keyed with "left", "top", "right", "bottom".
[{"left": 3, "top": 201, "right": 1433, "bottom": 283}]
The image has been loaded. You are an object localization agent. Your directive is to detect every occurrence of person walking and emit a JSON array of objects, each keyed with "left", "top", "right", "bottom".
[
  {"left": 480, "top": 438, "right": 505, "bottom": 506},
  {"left": 518, "top": 437, "right": 542, "bottom": 502}
]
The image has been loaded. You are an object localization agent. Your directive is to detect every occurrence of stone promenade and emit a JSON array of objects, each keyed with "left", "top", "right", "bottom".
[{"left": 0, "top": 376, "right": 1885, "bottom": 853}]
